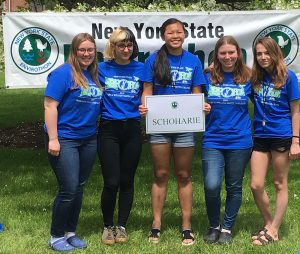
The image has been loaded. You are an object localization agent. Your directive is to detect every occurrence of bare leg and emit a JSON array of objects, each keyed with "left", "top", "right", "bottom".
[
  {"left": 250, "top": 151, "right": 273, "bottom": 228},
  {"left": 267, "top": 150, "right": 289, "bottom": 239},
  {"left": 173, "top": 147, "right": 194, "bottom": 244},
  {"left": 150, "top": 143, "right": 172, "bottom": 232}
]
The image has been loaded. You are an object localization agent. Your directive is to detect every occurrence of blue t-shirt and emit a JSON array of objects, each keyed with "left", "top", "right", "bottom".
[
  {"left": 98, "top": 60, "right": 144, "bottom": 120},
  {"left": 202, "top": 72, "right": 253, "bottom": 149},
  {"left": 253, "top": 69, "right": 300, "bottom": 138},
  {"left": 44, "top": 64, "right": 102, "bottom": 139},
  {"left": 143, "top": 50, "right": 205, "bottom": 95}
]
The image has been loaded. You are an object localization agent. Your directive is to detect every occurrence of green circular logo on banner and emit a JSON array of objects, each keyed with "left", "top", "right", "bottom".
[
  {"left": 253, "top": 24, "right": 299, "bottom": 66},
  {"left": 11, "top": 27, "right": 59, "bottom": 74}
]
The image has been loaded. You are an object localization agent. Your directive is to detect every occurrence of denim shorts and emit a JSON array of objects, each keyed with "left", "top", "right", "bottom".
[
  {"left": 149, "top": 132, "right": 195, "bottom": 147},
  {"left": 253, "top": 137, "right": 292, "bottom": 153}
]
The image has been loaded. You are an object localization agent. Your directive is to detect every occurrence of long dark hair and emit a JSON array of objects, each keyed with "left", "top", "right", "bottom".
[{"left": 153, "top": 18, "right": 184, "bottom": 86}]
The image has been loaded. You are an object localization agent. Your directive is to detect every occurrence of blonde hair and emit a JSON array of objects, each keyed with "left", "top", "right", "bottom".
[
  {"left": 252, "top": 37, "right": 288, "bottom": 90},
  {"left": 103, "top": 27, "right": 139, "bottom": 61},
  {"left": 205, "top": 35, "right": 251, "bottom": 85},
  {"left": 68, "top": 33, "right": 101, "bottom": 89}
]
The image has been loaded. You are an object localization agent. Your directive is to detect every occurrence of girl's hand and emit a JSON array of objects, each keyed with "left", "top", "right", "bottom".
[
  {"left": 289, "top": 142, "right": 300, "bottom": 160},
  {"left": 203, "top": 102, "right": 211, "bottom": 114},
  {"left": 139, "top": 104, "right": 148, "bottom": 116},
  {"left": 48, "top": 138, "right": 60, "bottom": 156}
]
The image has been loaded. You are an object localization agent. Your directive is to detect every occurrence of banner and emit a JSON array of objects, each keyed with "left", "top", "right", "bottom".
[{"left": 3, "top": 11, "right": 300, "bottom": 88}]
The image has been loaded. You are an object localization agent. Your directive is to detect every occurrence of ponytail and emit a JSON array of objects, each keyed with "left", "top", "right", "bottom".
[{"left": 153, "top": 44, "right": 172, "bottom": 86}]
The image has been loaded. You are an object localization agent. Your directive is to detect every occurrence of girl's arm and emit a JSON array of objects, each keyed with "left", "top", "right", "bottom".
[
  {"left": 289, "top": 99, "right": 300, "bottom": 160},
  {"left": 139, "top": 82, "right": 153, "bottom": 116},
  {"left": 44, "top": 97, "right": 60, "bottom": 156}
]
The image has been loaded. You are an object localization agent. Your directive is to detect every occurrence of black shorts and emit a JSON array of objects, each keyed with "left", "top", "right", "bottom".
[{"left": 253, "top": 137, "right": 292, "bottom": 153}]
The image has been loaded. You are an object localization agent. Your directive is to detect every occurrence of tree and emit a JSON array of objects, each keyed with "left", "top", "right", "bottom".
[
  {"left": 23, "top": 39, "right": 33, "bottom": 52},
  {"left": 22, "top": 0, "right": 300, "bottom": 12}
]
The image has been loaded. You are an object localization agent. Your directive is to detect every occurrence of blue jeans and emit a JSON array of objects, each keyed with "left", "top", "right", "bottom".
[
  {"left": 202, "top": 148, "right": 251, "bottom": 230},
  {"left": 45, "top": 134, "right": 97, "bottom": 237}
]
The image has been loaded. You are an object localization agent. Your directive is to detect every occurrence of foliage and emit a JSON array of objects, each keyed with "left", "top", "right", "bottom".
[{"left": 0, "top": 20, "right": 4, "bottom": 72}]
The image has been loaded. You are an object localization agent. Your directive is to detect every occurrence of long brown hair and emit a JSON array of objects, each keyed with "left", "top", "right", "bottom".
[
  {"left": 252, "top": 37, "right": 287, "bottom": 90},
  {"left": 68, "top": 33, "right": 101, "bottom": 89},
  {"left": 206, "top": 35, "right": 251, "bottom": 85}
]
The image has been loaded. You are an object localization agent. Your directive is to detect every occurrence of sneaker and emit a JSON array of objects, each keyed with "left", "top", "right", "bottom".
[
  {"left": 115, "top": 226, "right": 128, "bottom": 243},
  {"left": 218, "top": 231, "right": 233, "bottom": 244},
  {"left": 49, "top": 237, "right": 75, "bottom": 252},
  {"left": 67, "top": 235, "right": 87, "bottom": 249},
  {"left": 101, "top": 227, "right": 115, "bottom": 245},
  {"left": 204, "top": 228, "right": 220, "bottom": 243}
]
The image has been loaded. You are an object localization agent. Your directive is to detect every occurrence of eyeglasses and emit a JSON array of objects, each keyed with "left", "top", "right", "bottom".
[
  {"left": 77, "top": 48, "right": 95, "bottom": 54},
  {"left": 115, "top": 43, "right": 134, "bottom": 51}
]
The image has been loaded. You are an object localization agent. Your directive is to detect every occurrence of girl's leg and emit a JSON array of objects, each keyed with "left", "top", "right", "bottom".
[
  {"left": 66, "top": 137, "right": 97, "bottom": 232},
  {"left": 202, "top": 148, "right": 224, "bottom": 229},
  {"left": 173, "top": 147, "right": 194, "bottom": 230},
  {"left": 223, "top": 148, "right": 251, "bottom": 230},
  {"left": 98, "top": 123, "right": 120, "bottom": 228},
  {"left": 267, "top": 150, "right": 289, "bottom": 238},
  {"left": 250, "top": 150, "right": 273, "bottom": 228},
  {"left": 150, "top": 143, "right": 172, "bottom": 230},
  {"left": 118, "top": 121, "right": 142, "bottom": 227}
]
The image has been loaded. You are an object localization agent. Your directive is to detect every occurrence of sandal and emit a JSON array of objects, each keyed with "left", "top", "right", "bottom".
[
  {"left": 252, "top": 231, "right": 278, "bottom": 246},
  {"left": 182, "top": 229, "right": 195, "bottom": 246},
  {"left": 251, "top": 227, "right": 267, "bottom": 240},
  {"left": 148, "top": 228, "right": 160, "bottom": 243}
]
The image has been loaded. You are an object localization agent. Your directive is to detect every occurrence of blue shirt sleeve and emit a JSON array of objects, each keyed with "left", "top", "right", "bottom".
[
  {"left": 142, "top": 53, "right": 156, "bottom": 83},
  {"left": 44, "top": 64, "right": 71, "bottom": 102},
  {"left": 286, "top": 70, "right": 300, "bottom": 102}
]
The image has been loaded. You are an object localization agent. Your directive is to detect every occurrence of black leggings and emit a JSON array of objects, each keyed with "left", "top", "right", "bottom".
[{"left": 97, "top": 119, "right": 142, "bottom": 227}]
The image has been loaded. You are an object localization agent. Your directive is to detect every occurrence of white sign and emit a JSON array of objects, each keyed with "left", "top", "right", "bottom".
[
  {"left": 145, "top": 94, "right": 205, "bottom": 134},
  {"left": 3, "top": 11, "right": 300, "bottom": 88}
]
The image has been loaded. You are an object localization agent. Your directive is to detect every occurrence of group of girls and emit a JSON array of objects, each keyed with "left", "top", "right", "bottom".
[{"left": 44, "top": 17, "right": 300, "bottom": 252}]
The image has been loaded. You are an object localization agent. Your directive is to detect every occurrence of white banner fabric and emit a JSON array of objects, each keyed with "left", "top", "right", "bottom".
[{"left": 3, "top": 11, "right": 300, "bottom": 88}]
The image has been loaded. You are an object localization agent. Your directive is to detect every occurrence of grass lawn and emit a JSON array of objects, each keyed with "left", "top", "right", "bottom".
[{"left": 1, "top": 73, "right": 300, "bottom": 253}]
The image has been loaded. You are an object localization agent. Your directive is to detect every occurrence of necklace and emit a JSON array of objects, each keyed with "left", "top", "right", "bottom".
[{"left": 262, "top": 81, "right": 269, "bottom": 127}]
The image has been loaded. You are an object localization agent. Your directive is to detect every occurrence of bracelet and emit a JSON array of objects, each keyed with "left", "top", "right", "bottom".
[{"left": 292, "top": 135, "right": 299, "bottom": 138}]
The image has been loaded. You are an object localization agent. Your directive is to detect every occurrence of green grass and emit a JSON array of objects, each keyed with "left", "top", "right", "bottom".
[
  {"left": 1, "top": 79, "right": 300, "bottom": 253},
  {"left": 1, "top": 146, "right": 300, "bottom": 254},
  {"left": 0, "top": 88, "right": 44, "bottom": 128}
]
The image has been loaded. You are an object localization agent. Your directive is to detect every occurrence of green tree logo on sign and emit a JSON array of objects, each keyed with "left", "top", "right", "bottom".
[
  {"left": 19, "top": 35, "right": 51, "bottom": 66},
  {"left": 11, "top": 27, "right": 59, "bottom": 74}
]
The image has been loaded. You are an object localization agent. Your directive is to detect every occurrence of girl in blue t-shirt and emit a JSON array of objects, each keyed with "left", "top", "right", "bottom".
[
  {"left": 97, "top": 27, "right": 144, "bottom": 245},
  {"left": 251, "top": 37, "right": 300, "bottom": 246},
  {"left": 44, "top": 33, "right": 102, "bottom": 252},
  {"left": 202, "top": 36, "right": 252, "bottom": 244},
  {"left": 139, "top": 18, "right": 209, "bottom": 246}
]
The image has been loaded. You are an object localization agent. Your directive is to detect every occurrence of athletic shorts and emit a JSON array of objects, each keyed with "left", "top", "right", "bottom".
[
  {"left": 149, "top": 132, "right": 195, "bottom": 147},
  {"left": 253, "top": 137, "right": 292, "bottom": 153}
]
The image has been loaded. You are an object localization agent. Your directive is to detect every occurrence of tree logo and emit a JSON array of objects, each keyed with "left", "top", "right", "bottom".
[
  {"left": 171, "top": 101, "right": 179, "bottom": 109},
  {"left": 253, "top": 24, "right": 299, "bottom": 66},
  {"left": 11, "top": 27, "right": 59, "bottom": 74}
]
